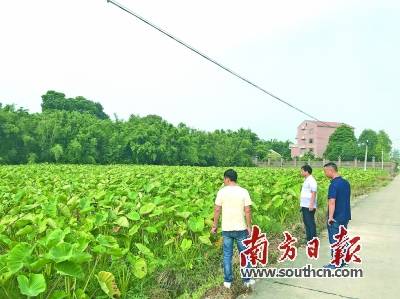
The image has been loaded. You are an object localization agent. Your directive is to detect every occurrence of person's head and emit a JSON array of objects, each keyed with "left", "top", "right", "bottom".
[
  {"left": 300, "top": 165, "right": 312, "bottom": 177},
  {"left": 223, "top": 169, "right": 237, "bottom": 185},
  {"left": 323, "top": 162, "right": 338, "bottom": 179}
]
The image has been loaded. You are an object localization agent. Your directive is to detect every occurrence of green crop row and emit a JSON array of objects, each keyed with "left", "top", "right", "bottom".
[{"left": 0, "top": 165, "right": 390, "bottom": 298}]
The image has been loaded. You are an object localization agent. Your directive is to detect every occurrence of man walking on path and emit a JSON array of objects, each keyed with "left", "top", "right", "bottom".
[
  {"left": 211, "top": 169, "right": 255, "bottom": 289},
  {"left": 300, "top": 165, "right": 318, "bottom": 242},
  {"left": 323, "top": 162, "right": 351, "bottom": 269}
]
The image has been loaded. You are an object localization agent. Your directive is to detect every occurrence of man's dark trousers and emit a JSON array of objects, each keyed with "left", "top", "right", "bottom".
[{"left": 301, "top": 207, "right": 316, "bottom": 241}]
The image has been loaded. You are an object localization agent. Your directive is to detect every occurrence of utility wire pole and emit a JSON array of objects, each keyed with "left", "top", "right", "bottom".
[{"left": 364, "top": 140, "right": 369, "bottom": 171}]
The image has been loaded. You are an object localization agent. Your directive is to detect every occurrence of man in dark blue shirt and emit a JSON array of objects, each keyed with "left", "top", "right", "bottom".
[{"left": 323, "top": 162, "right": 351, "bottom": 268}]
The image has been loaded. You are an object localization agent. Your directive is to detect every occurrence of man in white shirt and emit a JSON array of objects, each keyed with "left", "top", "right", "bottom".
[
  {"left": 211, "top": 169, "right": 254, "bottom": 289},
  {"left": 300, "top": 165, "right": 318, "bottom": 242}
]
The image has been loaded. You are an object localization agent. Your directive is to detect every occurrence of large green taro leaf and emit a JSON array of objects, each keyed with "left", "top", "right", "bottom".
[{"left": 17, "top": 273, "right": 47, "bottom": 297}]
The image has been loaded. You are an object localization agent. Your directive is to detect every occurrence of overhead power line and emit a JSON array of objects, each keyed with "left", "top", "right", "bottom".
[{"left": 106, "top": 0, "right": 333, "bottom": 128}]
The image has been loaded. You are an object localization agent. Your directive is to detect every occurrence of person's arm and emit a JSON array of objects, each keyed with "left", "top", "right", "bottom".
[
  {"left": 211, "top": 190, "right": 223, "bottom": 233},
  {"left": 211, "top": 205, "right": 222, "bottom": 234},
  {"left": 309, "top": 191, "right": 316, "bottom": 211},
  {"left": 244, "top": 205, "right": 252, "bottom": 235},
  {"left": 309, "top": 179, "right": 317, "bottom": 211},
  {"left": 244, "top": 190, "right": 252, "bottom": 235},
  {"left": 328, "top": 199, "right": 336, "bottom": 225},
  {"left": 327, "top": 183, "right": 337, "bottom": 225}
]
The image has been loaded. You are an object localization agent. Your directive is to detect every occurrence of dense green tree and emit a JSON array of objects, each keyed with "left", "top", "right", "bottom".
[
  {"left": 357, "top": 129, "right": 378, "bottom": 161},
  {"left": 1, "top": 92, "right": 393, "bottom": 167},
  {"left": 41, "top": 90, "right": 109, "bottom": 119},
  {"left": 375, "top": 130, "right": 392, "bottom": 161},
  {"left": 392, "top": 149, "right": 400, "bottom": 163},
  {"left": 268, "top": 140, "right": 291, "bottom": 160},
  {"left": 0, "top": 101, "right": 269, "bottom": 166},
  {"left": 324, "top": 125, "right": 358, "bottom": 161},
  {"left": 0, "top": 104, "right": 34, "bottom": 164},
  {"left": 50, "top": 144, "right": 64, "bottom": 162},
  {"left": 255, "top": 139, "right": 291, "bottom": 161}
]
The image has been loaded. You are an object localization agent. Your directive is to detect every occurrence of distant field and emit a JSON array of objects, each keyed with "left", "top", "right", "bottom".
[{"left": 0, "top": 165, "right": 390, "bottom": 298}]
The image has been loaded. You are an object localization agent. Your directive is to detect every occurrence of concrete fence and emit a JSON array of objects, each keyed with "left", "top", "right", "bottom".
[{"left": 254, "top": 157, "right": 397, "bottom": 173}]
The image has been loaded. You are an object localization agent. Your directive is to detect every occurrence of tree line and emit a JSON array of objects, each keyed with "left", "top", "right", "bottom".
[
  {"left": 0, "top": 91, "right": 291, "bottom": 166},
  {"left": 324, "top": 125, "right": 393, "bottom": 161}
]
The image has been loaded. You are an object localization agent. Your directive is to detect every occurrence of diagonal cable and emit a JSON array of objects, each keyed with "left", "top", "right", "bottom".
[{"left": 106, "top": 0, "right": 333, "bottom": 128}]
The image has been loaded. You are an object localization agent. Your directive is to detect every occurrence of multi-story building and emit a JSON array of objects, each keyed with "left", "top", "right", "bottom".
[{"left": 291, "top": 120, "right": 347, "bottom": 158}]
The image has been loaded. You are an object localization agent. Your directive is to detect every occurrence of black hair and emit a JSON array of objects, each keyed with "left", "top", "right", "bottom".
[
  {"left": 324, "top": 162, "right": 338, "bottom": 171},
  {"left": 224, "top": 169, "right": 238, "bottom": 182},
  {"left": 301, "top": 164, "right": 313, "bottom": 174}
]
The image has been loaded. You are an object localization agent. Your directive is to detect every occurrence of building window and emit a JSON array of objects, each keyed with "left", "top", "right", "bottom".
[{"left": 309, "top": 138, "right": 313, "bottom": 144}]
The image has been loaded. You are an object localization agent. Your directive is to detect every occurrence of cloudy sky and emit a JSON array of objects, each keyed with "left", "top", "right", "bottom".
[{"left": 1, "top": 0, "right": 399, "bottom": 150}]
